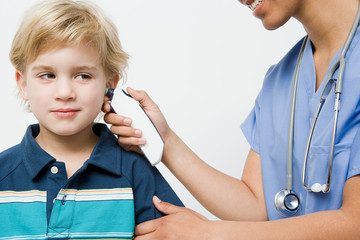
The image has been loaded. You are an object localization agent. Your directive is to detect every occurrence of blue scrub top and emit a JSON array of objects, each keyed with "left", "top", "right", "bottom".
[{"left": 241, "top": 26, "right": 360, "bottom": 220}]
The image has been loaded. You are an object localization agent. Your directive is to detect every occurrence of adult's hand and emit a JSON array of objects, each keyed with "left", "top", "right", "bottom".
[
  {"left": 134, "top": 196, "right": 211, "bottom": 240},
  {"left": 103, "top": 87, "right": 171, "bottom": 152}
]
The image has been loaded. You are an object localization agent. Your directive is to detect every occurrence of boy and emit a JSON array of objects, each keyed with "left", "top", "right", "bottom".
[{"left": 0, "top": 0, "right": 182, "bottom": 239}]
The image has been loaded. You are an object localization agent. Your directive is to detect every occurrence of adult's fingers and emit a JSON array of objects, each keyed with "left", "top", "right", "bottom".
[
  {"left": 104, "top": 112, "right": 132, "bottom": 127},
  {"left": 134, "top": 218, "right": 158, "bottom": 238}
]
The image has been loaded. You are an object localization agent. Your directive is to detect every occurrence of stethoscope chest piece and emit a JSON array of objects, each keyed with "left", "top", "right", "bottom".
[{"left": 274, "top": 189, "right": 300, "bottom": 217}]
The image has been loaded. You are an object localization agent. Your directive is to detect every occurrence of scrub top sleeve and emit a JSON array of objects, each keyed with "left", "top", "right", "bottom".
[
  {"left": 240, "top": 91, "right": 261, "bottom": 154},
  {"left": 347, "top": 126, "right": 360, "bottom": 179}
]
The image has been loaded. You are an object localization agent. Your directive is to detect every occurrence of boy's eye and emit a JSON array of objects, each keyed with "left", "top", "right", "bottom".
[
  {"left": 75, "top": 74, "right": 92, "bottom": 80},
  {"left": 39, "top": 73, "right": 55, "bottom": 79}
]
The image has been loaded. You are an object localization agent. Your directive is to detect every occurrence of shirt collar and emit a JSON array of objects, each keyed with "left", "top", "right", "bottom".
[
  {"left": 86, "top": 123, "right": 122, "bottom": 176},
  {"left": 21, "top": 123, "right": 122, "bottom": 179},
  {"left": 21, "top": 124, "right": 55, "bottom": 180}
]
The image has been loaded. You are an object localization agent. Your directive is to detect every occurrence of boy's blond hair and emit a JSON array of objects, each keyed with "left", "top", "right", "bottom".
[{"left": 9, "top": 0, "right": 128, "bottom": 80}]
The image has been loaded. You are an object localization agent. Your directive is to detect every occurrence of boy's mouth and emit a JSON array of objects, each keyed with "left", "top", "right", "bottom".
[{"left": 52, "top": 108, "right": 79, "bottom": 118}]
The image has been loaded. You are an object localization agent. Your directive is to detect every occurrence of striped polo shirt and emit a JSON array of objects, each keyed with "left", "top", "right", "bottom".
[{"left": 0, "top": 123, "right": 183, "bottom": 240}]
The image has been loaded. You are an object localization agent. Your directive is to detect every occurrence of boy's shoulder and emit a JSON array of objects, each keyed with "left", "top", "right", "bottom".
[
  {"left": 0, "top": 144, "right": 23, "bottom": 181},
  {"left": 119, "top": 146, "right": 153, "bottom": 177},
  {"left": 93, "top": 123, "right": 152, "bottom": 178},
  {"left": 0, "top": 144, "right": 22, "bottom": 161}
]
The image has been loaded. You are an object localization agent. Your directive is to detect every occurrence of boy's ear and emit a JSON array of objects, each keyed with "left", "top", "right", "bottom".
[
  {"left": 107, "top": 74, "right": 120, "bottom": 88},
  {"left": 16, "top": 71, "right": 29, "bottom": 100}
]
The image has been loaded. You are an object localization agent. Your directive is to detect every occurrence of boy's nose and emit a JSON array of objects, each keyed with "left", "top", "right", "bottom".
[{"left": 54, "top": 79, "right": 76, "bottom": 100}]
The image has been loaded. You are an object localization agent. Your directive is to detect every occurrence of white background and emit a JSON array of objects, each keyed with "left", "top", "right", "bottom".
[{"left": 0, "top": 0, "right": 305, "bottom": 220}]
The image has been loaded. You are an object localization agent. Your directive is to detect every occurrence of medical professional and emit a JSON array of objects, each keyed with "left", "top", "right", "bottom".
[{"left": 104, "top": 0, "right": 360, "bottom": 239}]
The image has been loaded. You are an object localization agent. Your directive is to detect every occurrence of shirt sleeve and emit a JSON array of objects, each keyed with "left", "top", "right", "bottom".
[
  {"left": 240, "top": 91, "right": 261, "bottom": 154},
  {"left": 347, "top": 126, "right": 360, "bottom": 179},
  {"left": 122, "top": 151, "right": 183, "bottom": 225}
]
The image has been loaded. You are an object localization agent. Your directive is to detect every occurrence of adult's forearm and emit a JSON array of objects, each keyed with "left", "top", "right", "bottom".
[
  {"left": 161, "top": 131, "right": 266, "bottom": 221},
  {"left": 208, "top": 209, "right": 355, "bottom": 240}
]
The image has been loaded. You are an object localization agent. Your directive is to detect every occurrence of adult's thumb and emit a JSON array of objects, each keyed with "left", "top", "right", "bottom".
[
  {"left": 126, "top": 87, "right": 157, "bottom": 110},
  {"left": 153, "top": 196, "right": 183, "bottom": 215}
]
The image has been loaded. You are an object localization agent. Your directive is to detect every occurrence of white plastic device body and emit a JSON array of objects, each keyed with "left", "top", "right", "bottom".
[{"left": 106, "top": 88, "right": 164, "bottom": 166}]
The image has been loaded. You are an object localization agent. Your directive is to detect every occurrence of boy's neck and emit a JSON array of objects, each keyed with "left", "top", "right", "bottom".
[{"left": 35, "top": 123, "right": 99, "bottom": 178}]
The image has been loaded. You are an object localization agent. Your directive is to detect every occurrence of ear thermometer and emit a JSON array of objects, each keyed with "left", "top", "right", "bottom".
[{"left": 105, "top": 88, "right": 164, "bottom": 166}]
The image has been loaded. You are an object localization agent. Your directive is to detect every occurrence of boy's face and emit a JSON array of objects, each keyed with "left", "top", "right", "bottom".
[{"left": 16, "top": 43, "right": 117, "bottom": 138}]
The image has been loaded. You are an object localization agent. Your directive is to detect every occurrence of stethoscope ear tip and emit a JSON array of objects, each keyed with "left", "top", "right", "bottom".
[
  {"left": 310, "top": 183, "right": 328, "bottom": 193},
  {"left": 310, "top": 183, "right": 322, "bottom": 192}
]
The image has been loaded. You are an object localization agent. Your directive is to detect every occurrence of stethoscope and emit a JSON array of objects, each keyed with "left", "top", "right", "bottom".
[{"left": 274, "top": 3, "right": 360, "bottom": 217}]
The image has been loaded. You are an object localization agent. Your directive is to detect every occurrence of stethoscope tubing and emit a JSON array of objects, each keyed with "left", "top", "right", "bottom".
[{"left": 286, "top": 36, "right": 308, "bottom": 190}]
